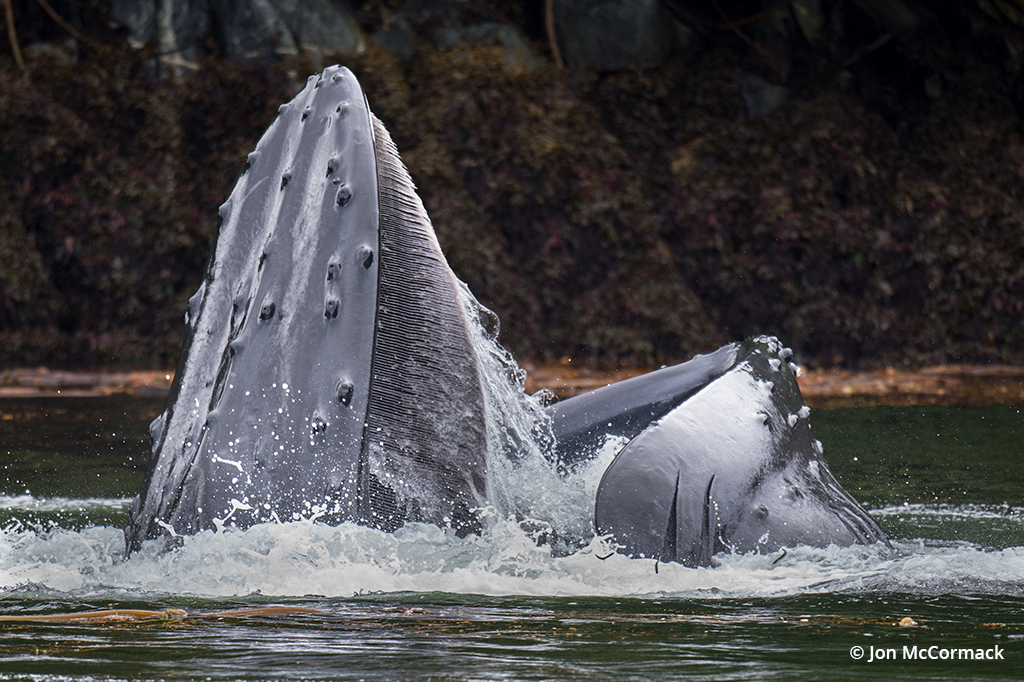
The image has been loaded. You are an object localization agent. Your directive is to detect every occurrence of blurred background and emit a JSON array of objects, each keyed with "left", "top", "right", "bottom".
[{"left": 1, "top": 0, "right": 1023, "bottom": 372}]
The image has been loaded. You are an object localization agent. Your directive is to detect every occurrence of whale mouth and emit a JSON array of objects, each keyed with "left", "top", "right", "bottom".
[
  {"left": 360, "top": 114, "right": 488, "bottom": 536},
  {"left": 125, "top": 68, "right": 886, "bottom": 566},
  {"left": 586, "top": 337, "right": 888, "bottom": 567},
  {"left": 126, "top": 67, "right": 491, "bottom": 552}
]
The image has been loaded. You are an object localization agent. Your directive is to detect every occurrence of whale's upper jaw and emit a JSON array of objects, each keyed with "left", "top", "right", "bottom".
[
  {"left": 125, "top": 66, "right": 487, "bottom": 552},
  {"left": 547, "top": 343, "right": 740, "bottom": 472}
]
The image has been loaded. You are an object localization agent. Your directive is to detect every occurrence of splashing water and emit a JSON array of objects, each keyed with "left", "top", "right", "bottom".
[
  {"left": 455, "top": 282, "right": 617, "bottom": 552},
  {"left": 1, "top": 305, "right": 1022, "bottom": 602},
  {"left": 0, "top": 496, "right": 1022, "bottom": 600}
]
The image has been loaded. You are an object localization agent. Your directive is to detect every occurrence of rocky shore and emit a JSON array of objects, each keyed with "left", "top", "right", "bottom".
[
  {"left": 2, "top": 1, "right": 1023, "bottom": 371},
  {"left": 2, "top": 364, "right": 1022, "bottom": 408}
]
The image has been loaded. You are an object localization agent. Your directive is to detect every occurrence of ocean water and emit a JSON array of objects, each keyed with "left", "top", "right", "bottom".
[{"left": 1, "top": 398, "right": 1022, "bottom": 680}]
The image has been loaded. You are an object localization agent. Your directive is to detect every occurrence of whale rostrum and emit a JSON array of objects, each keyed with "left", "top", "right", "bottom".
[
  {"left": 126, "top": 66, "right": 887, "bottom": 565},
  {"left": 125, "top": 67, "right": 487, "bottom": 551}
]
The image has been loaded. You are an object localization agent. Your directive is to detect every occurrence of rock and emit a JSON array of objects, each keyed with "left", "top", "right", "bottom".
[
  {"left": 748, "top": 4, "right": 795, "bottom": 79},
  {"left": 738, "top": 73, "right": 789, "bottom": 118},
  {"left": 211, "top": 0, "right": 295, "bottom": 61},
  {"left": 554, "top": 0, "right": 675, "bottom": 71},
  {"left": 157, "top": 0, "right": 211, "bottom": 70},
  {"left": 400, "top": 0, "right": 472, "bottom": 25},
  {"left": 372, "top": 14, "right": 418, "bottom": 63},
  {"left": 430, "top": 23, "right": 539, "bottom": 72},
  {"left": 850, "top": 0, "right": 921, "bottom": 35},
  {"left": 977, "top": 0, "right": 1024, "bottom": 27},
  {"left": 277, "top": 0, "right": 364, "bottom": 60},
  {"left": 110, "top": 0, "right": 210, "bottom": 70},
  {"left": 792, "top": 0, "right": 825, "bottom": 44},
  {"left": 110, "top": 0, "right": 157, "bottom": 48},
  {"left": 25, "top": 39, "right": 80, "bottom": 65},
  {"left": 112, "top": 1, "right": 364, "bottom": 65}
]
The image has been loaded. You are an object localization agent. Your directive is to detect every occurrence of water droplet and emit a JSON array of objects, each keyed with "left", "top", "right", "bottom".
[
  {"left": 326, "top": 262, "right": 340, "bottom": 281},
  {"left": 332, "top": 71, "right": 344, "bottom": 83},
  {"left": 259, "top": 301, "right": 276, "bottom": 321},
  {"left": 336, "top": 184, "right": 352, "bottom": 206},
  {"left": 280, "top": 172, "right": 292, "bottom": 190},
  {"left": 336, "top": 102, "right": 349, "bottom": 116},
  {"left": 326, "top": 155, "right": 338, "bottom": 177},
  {"left": 301, "top": 106, "right": 312, "bottom": 121},
  {"left": 278, "top": 103, "right": 288, "bottom": 115}
]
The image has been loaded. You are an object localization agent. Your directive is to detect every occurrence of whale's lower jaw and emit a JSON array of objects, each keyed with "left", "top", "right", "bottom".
[
  {"left": 557, "top": 337, "right": 888, "bottom": 567},
  {"left": 359, "top": 114, "right": 487, "bottom": 536},
  {"left": 125, "top": 67, "right": 488, "bottom": 552}
]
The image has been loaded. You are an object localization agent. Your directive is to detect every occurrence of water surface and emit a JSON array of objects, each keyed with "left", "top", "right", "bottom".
[{"left": 1, "top": 398, "right": 1021, "bottom": 680}]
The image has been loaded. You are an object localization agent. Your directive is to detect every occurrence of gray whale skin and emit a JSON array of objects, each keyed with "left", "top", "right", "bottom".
[{"left": 125, "top": 66, "right": 887, "bottom": 565}]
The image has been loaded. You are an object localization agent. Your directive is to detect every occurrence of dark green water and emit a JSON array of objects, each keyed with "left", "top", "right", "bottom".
[
  {"left": 815, "top": 405, "right": 1024, "bottom": 509},
  {"left": 1, "top": 398, "right": 1022, "bottom": 680},
  {"left": 0, "top": 593, "right": 1020, "bottom": 681}
]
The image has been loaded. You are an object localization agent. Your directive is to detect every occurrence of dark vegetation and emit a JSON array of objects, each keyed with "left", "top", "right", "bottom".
[{"left": 1, "top": 1, "right": 1023, "bottom": 370}]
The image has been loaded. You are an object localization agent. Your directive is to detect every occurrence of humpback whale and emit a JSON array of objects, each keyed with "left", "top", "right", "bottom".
[
  {"left": 550, "top": 338, "right": 887, "bottom": 564},
  {"left": 125, "top": 66, "right": 887, "bottom": 565}
]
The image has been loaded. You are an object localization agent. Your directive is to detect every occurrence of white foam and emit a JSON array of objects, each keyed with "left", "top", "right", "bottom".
[
  {"left": 2, "top": 505, "right": 1022, "bottom": 600},
  {"left": 0, "top": 495, "right": 131, "bottom": 512},
  {"left": 873, "top": 503, "right": 1024, "bottom": 521}
]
